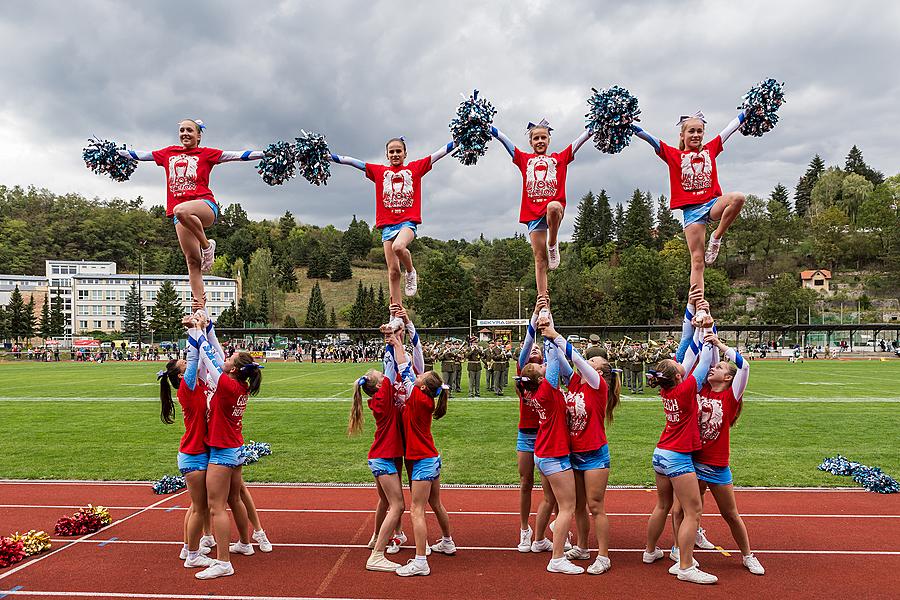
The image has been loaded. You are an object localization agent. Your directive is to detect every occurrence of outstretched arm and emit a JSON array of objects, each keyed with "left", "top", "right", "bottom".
[
  {"left": 572, "top": 129, "right": 591, "bottom": 154},
  {"left": 329, "top": 153, "right": 366, "bottom": 172},
  {"left": 632, "top": 125, "right": 661, "bottom": 154},
  {"left": 183, "top": 327, "right": 202, "bottom": 391},
  {"left": 218, "top": 150, "right": 265, "bottom": 163},
  {"left": 719, "top": 111, "right": 747, "bottom": 144},
  {"left": 118, "top": 149, "right": 154, "bottom": 161},
  {"left": 552, "top": 335, "right": 601, "bottom": 389},
  {"left": 543, "top": 338, "right": 561, "bottom": 390},
  {"left": 407, "top": 321, "right": 425, "bottom": 375},
  {"left": 189, "top": 328, "right": 225, "bottom": 389},
  {"left": 727, "top": 346, "right": 750, "bottom": 398},
  {"left": 689, "top": 341, "right": 714, "bottom": 388},
  {"left": 430, "top": 141, "right": 457, "bottom": 165},
  {"left": 518, "top": 311, "right": 541, "bottom": 370},
  {"left": 490, "top": 126, "right": 516, "bottom": 158}
]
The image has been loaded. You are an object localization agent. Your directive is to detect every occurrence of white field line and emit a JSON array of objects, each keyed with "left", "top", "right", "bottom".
[
  {"left": 1, "top": 395, "right": 898, "bottom": 403},
  {"left": 0, "top": 490, "right": 187, "bottom": 582}
]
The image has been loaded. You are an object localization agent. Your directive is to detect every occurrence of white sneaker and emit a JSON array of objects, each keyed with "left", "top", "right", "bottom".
[
  {"left": 546, "top": 557, "right": 584, "bottom": 575},
  {"left": 547, "top": 243, "right": 561, "bottom": 270},
  {"left": 229, "top": 541, "right": 255, "bottom": 556},
  {"left": 695, "top": 527, "right": 715, "bottom": 550},
  {"left": 565, "top": 546, "right": 590, "bottom": 560},
  {"left": 180, "top": 546, "right": 211, "bottom": 559},
  {"left": 184, "top": 554, "right": 216, "bottom": 569},
  {"left": 548, "top": 519, "right": 572, "bottom": 550},
  {"left": 669, "top": 559, "right": 700, "bottom": 574},
  {"left": 704, "top": 236, "right": 721, "bottom": 265},
  {"left": 199, "top": 535, "right": 216, "bottom": 548},
  {"left": 195, "top": 560, "right": 234, "bottom": 580},
  {"left": 676, "top": 565, "right": 718, "bottom": 585},
  {"left": 367, "top": 532, "right": 377, "bottom": 550},
  {"left": 669, "top": 545, "right": 679, "bottom": 561},
  {"left": 587, "top": 555, "right": 611, "bottom": 575},
  {"left": 201, "top": 239, "right": 216, "bottom": 273},
  {"left": 743, "top": 553, "right": 765, "bottom": 575},
  {"left": 430, "top": 538, "right": 456, "bottom": 555},
  {"left": 531, "top": 538, "right": 553, "bottom": 553},
  {"left": 517, "top": 527, "right": 533, "bottom": 553},
  {"left": 366, "top": 551, "right": 401, "bottom": 572},
  {"left": 405, "top": 269, "right": 418, "bottom": 296},
  {"left": 386, "top": 532, "right": 407, "bottom": 555},
  {"left": 252, "top": 529, "right": 273, "bottom": 553},
  {"left": 642, "top": 547, "right": 664, "bottom": 563},
  {"left": 396, "top": 559, "right": 430, "bottom": 577}
]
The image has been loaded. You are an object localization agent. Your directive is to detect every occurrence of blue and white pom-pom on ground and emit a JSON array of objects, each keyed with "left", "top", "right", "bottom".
[
  {"left": 83, "top": 138, "right": 138, "bottom": 182},
  {"left": 586, "top": 86, "right": 641, "bottom": 154},
  {"left": 258, "top": 141, "right": 298, "bottom": 186},
  {"left": 294, "top": 130, "right": 331, "bottom": 186},
  {"left": 739, "top": 78, "right": 786, "bottom": 137},
  {"left": 449, "top": 89, "right": 496, "bottom": 166},
  {"left": 152, "top": 474, "right": 186, "bottom": 495},
  {"left": 818, "top": 455, "right": 899, "bottom": 494}
]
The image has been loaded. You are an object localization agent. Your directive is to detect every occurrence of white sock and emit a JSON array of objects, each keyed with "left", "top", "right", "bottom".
[
  {"left": 709, "top": 234, "right": 721, "bottom": 244},
  {"left": 254, "top": 529, "right": 264, "bottom": 535},
  {"left": 441, "top": 536, "right": 453, "bottom": 542},
  {"left": 521, "top": 528, "right": 530, "bottom": 533},
  {"left": 183, "top": 543, "right": 189, "bottom": 550},
  {"left": 187, "top": 550, "right": 199, "bottom": 560},
  {"left": 550, "top": 556, "right": 566, "bottom": 564},
  {"left": 414, "top": 555, "right": 428, "bottom": 566}
]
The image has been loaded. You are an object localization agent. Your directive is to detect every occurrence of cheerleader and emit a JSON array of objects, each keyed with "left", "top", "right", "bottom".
[
  {"left": 330, "top": 137, "right": 455, "bottom": 302},
  {"left": 118, "top": 119, "right": 263, "bottom": 307},
  {"left": 633, "top": 110, "right": 747, "bottom": 295},
  {"left": 491, "top": 120, "right": 592, "bottom": 296},
  {"left": 544, "top": 322, "right": 621, "bottom": 575},
  {"left": 644, "top": 318, "right": 717, "bottom": 585}
]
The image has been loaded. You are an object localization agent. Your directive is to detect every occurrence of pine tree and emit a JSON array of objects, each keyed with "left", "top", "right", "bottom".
[
  {"left": 122, "top": 283, "right": 146, "bottom": 341},
  {"left": 0, "top": 306, "right": 8, "bottom": 341},
  {"left": 794, "top": 154, "right": 825, "bottom": 217},
  {"left": 770, "top": 183, "right": 790, "bottom": 211},
  {"left": 594, "top": 190, "right": 613, "bottom": 246},
  {"left": 236, "top": 297, "right": 249, "bottom": 326},
  {"left": 655, "top": 195, "right": 680, "bottom": 247},
  {"left": 329, "top": 307, "right": 338, "bottom": 328},
  {"left": 365, "top": 285, "right": 378, "bottom": 325},
  {"left": 845, "top": 145, "right": 885, "bottom": 186},
  {"left": 304, "top": 282, "right": 327, "bottom": 328},
  {"left": 39, "top": 296, "right": 51, "bottom": 338},
  {"left": 49, "top": 288, "right": 65, "bottom": 336},
  {"left": 283, "top": 314, "right": 298, "bottom": 328},
  {"left": 329, "top": 250, "right": 353, "bottom": 282},
  {"left": 343, "top": 215, "right": 373, "bottom": 259},
  {"left": 277, "top": 260, "right": 297, "bottom": 292},
  {"left": 572, "top": 190, "right": 596, "bottom": 248},
  {"left": 6, "top": 286, "right": 27, "bottom": 342},
  {"left": 258, "top": 289, "right": 270, "bottom": 324},
  {"left": 150, "top": 280, "right": 184, "bottom": 340},
  {"left": 217, "top": 300, "right": 237, "bottom": 327},
  {"left": 306, "top": 246, "right": 330, "bottom": 279},
  {"left": 613, "top": 203, "right": 625, "bottom": 243},
  {"left": 349, "top": 281, "right": 366, "bottom": 327},
  {"left": 377, "top": 284, "right": 387, "bottom": 315},
  {"left": 622, "top": 189, "right": 654, "bottom": 248},
  {"left": 24, "top": 296, "right": 36, "bottom": 339}
]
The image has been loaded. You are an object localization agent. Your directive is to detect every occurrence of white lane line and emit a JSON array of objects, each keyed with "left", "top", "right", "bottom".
[{"left": 0, "top": 490, "right": 187, "bottom": 582}]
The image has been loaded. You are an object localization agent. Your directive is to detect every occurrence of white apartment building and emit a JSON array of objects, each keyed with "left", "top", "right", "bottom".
[
  {"left": 0, "top": 275, "right": 48, "bottom": 310},
  {"left": 46, "top": 260, "right": 117, "bottom": 336}
]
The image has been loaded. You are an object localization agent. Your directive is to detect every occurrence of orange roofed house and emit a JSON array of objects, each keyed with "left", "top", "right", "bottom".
[{"left": 800, "top": 269, "right": 832, "bottom": 294}]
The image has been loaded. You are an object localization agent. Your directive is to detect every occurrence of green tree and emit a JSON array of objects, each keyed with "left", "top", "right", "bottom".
[
  {"left": 304, "top": 282, "right": 328, "bottom": 328},
  {"left": 257, "top": 289, "right": 270, "bottom": 324},
  {"left": 5, "top": 286, "right": 27, "bottom": 341},
  {"left": 572, "top": 190, "right": 596, "bottom": 248},
  {"left": 613, "top": 203, "right": 625, "bottom": 243},
  {"left": 622, "top": 189, "right": 654, "bottom": 248},
  {"left": 306, "top": 245, "right": 330, "bottom": 279},
  {"left": 217, "top": 300, "right": 237, "bottom": 327},
  {"left": 122, "top": 283, "right": 146, "bottom": 341},
  {"left": 845, "top": 145, "right": 884, "bottom": 186},
  {"left": 810, "top": 167, "right": 845, "bottom": 215},
  {"left": 329, "top": 307, "right": 338, "bottom": 328},
  {"left": 615, "top": 245, "right": 666, "bottom": 324},
  {"left": 343, "top": 215, "right": 373, "bottom": 260},
  {"left": 49, "top": 288, "right": 65, "bottom": 336},
  {"left": 235, "top": 297, "right": 250, "bottom": 326},
  {"left": 840, "top": 173, "right": 874, "bottom": 224},
  {"left": 24, "top": 296, "right": 36, "bottom": 339},
  {"left": 758, "top": 273, "right": 820, "bottom": 324},
  {"left": 283, "top": 314, "right": 299, "bottom": 328},
  {"left": 794, "top": 154, "right": 825, "bottom": 217},
  {"left": 594, "top": 190, "right": 614, "bottom": 246},
  {"left": 412, "top": 252, "right": 478, "bottom": 326},
  {"left": 770, "top": 183, "right": 790, "bottom": 211},
  {"left": 0, "top": 219, "right": 34, "bottom": 274},
  {"left": 277, "top": 260, "right": 297, "bottom": 292},
  {"left": 655, "top": 195, "right": 680, "bottom": 248},
  {"left": 39, "top": 295, "right": 51, "bottom": 338},
  {"left": 810, "top": 206, "right": 849, "bottom": 269},
  {"left": 330, "top": 250, "right": 353, "bottom": 282},
  {"left": 150, "top": 280, "right": 184, "bottom": 341}
]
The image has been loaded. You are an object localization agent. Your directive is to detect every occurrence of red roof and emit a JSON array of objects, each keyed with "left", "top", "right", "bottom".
[{"left": 800, "top": 269, "right": 832, "bottom": 280}]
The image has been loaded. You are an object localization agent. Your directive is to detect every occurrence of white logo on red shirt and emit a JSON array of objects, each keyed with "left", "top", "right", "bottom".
[
  {"left": 381, "top": 169, "right": 415, "bottom": 210},
  {"left": 564, "top": 390, "right": 588, "bottom": 433},
  {"left": 524, "top": 393, "right": 545, "bottom": 421},
  {"left": 697, "top": 394, "right": 724, "bottom": 441},
  {"left": 679, "top": 149, "right": 712, "bottom": 192},
  {"left": 525, "top": 156, "right": 558, "bottom": 200},
  {"left": 168, "top": 154, "right": 199, "bottom": 194},
  {"left": 663, "top": 397, "right": 680, "bottom": 423}
]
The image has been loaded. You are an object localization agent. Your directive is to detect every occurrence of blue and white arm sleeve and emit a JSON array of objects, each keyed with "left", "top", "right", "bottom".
[
  {"left": 197, "top": 334, "right": 225, "bottom": 389},
  {"left": 399, "top": 361, "right": 416, "bottom": 396},
  {"left": 490, "top": 126, "right": 516, "bottom": 158},
  {"left": 407, "top": 322, "right": 425, "bottom": 375},
  {"left": 572, "top": 129, "right": 591, "bottom": 154},
  {"left": 676, "top": 303, "right": 697, "bottom": 367},
  {"left": 690, "top": 342, "right": 714, "bottom": 388},
  {"left": 118, "top": 149, "right": 154, "bottom": 161},
  {"left": 726, "top": 347, "right": 750, "bottom": 399},
  {"left": 383, "top": 343, "right": 398, "bottom": 383},
  {"left": 632, "top": 125, "right": 662, "bottom": 154},
  {"left": 518, "top": 312, "right": 540, "bottom": 369},
  {"left": 553, "top": 336, "right": 601, "bottom": 389},
  {"left": 218, "top": 150, "right": 265, "bottom": 162},
  {"left": 430, "top": 141, "right": 456, "bottom": 165},
  {"left": 719, "top": 111, "right": 747, "bottom": 144},
  {"left": 544, "top": 340, "right": 561, "bottom": 390},
  {"left": 206, "top": 320, "right": 225, "bottom": 362},
  {"left": 329, "top": 153, "right": 366, "bottom": 171},
  {"left": 184, "top": 328, "right": 202, "bottom": 391}
]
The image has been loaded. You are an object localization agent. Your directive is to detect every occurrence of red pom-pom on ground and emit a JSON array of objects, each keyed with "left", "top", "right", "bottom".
[{"left": 0, "top": 537, "right": 26, "bottom": 568}]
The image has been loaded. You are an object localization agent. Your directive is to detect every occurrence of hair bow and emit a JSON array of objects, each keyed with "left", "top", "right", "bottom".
[
  {"left": 194, "top": 119, "right": 206, "bottom": 131},
  {"left": 526, "top": 118, "right": 553, "bottom": 132},
  {"left": 356, "top": 376, "right": 368, "bottom": 386},
  {"left": 440, "top": 384, "right": 450, "bottom": 390},
  {"left": 156, "top": 369, "right": 167, "bottom": 380},
  {"left": 677, "top": 111, "right": 706, "bottom": 126},
  {"left": 611, "top": 368, "right": 623, "bottom": 374},
  {"left": 241, "top": 362, "right": 264, "bottom": 372},
  {"left": 514, "top": 376, "right": 530, "bottom": 383}
]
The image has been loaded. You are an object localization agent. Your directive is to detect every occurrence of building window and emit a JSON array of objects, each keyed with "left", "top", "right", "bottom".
[
  {"left": 814, "top": 279, "right": 824, "bottom": 286},
  {"left": 79, "top": 320, "right": 88, "bottom": 329},
  {"left": 94, "top": 320, "right": 102, "bottom": 328},
  {"left": 107, "top": 321, "right": 116, "bottom": 329}
]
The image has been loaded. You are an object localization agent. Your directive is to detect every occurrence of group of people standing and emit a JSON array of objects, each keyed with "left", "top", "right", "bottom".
[{"left": 424, "top": 339, "right": 513, "bottom": 397}]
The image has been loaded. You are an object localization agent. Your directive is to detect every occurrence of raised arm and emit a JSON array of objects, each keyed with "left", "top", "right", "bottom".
[
  {"left": 571, "top": 129, "right": 591, "bottom": 155},
  {"left": 689, "top": 340, "right": 714, "bottom": 388},
  {"left": 183, "top": 327, "right": 202, "bottom": 391},
  {"left": 490, "top": 126, "right": 516, "bottom": 158},
  {"left": 518, "top": 311, "right": 540, "bottom": 370},
  {"left": 676, "top": 301, "right": 697, "bottom": 367},
  {"left": 631, "top": 125, "right": 661, "bottom": 153},
  {"left": 329, "top": 153, "right": 366, "bottom": 171},
  {"left": 406, "top": 320, "right": 425, "bottom": 375},
  {"left": 189, "top": 328, "right": 225, "bottom": 389},
  {"left": 543, "top": 338, "right": 561, "bottom": 390},
  {"left": 118, "top": 149, "right": 154, "bottom": 161},
  {"left": 218, "top": 150, "right": 265, "bottom": 162},
  {"left": 552, "top": 335, "right": 601, "bottom": 389},
  {"left": 430, "top": 141, "right": 457, "bottom": 165},
  {"left": 719, "top": 111, "right": 747, "bottom": 144}
]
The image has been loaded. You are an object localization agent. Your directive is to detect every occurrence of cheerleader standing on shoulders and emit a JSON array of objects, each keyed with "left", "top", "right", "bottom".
[
  {"left": 118, "top": 120, "right": 263, "bottom": 307},
  {"left": 491, "top": 119, "right": 592, "bottom": 297},
  {"left": 543, "top": 320, "right": 621, "bottom": 575},
  {"left": 330, "top": 136, "right": 456, "bottom": 302},
  {"left": 644, "top": 316, "right": 717, "bottom": 585}
]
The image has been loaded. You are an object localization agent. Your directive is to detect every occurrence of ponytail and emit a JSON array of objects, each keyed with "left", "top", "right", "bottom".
[
  {"left": 647, "top": 359, "right": 679, "bottom": 390},
  {"left": 598, "top": 361, "right": 621, "bottom": 423},
  {"left": 232, "top": 351, "right": 263, "bottom": 396},
  {"left": 434, "top": 386, "right": 448, "bottom": 420},
  {"left": 724, "top": 362, "right": 742, "bottom": 426},
  {"left": 157, "top": 359, "right": 180, "bottom": 425},
  {"left": 348, "top": 371, "right": 379, "bottom": 435},
  {"left": 419, "top": 371, "right": 448, "bottom": 420}
]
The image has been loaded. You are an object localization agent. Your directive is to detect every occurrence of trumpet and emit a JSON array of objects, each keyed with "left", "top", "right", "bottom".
[
  {"left": 617, "top": 336, "right": 633, "bottom": 353},
  {"left": 647, "top": 338, "right": 659, "bottom": 348}
]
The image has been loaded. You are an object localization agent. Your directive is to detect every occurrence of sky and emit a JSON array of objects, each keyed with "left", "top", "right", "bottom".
[{"left": 0, "top": 0, "right": 897, "bottom": 241}]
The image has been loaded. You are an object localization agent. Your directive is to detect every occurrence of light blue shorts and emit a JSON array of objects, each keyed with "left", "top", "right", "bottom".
[
  {"left": 570, "top": 444, "right": 610, "bottom": 471},
  {"left": 652, "top": 448, "right": 696, "bottom": 478},
  {"left": 534, "top": 454, "right": 572, "bottom": 477},
  {"left": 368, "top": 457, "right": 400, "bottom": 478},
  {"left": 173, "top": 198, "right": 219, "bottom": 226},
  {"left": 381, "top": 221, "right": 417, "bottom": 242},
  {"left": 409, "top": 455, "right": 442, "bottom": 481},
  {"left": 681, "top": 197, "right": 718, "bottom": 228},
  {"left": 526, "top": 216, "right": 548, "bottom": 234},
  {"left": 516, "top": 430, "right": 537, "bottom": 453},
  {"left": 208, "top": 446, "right": 244, "bottom": 469},
  {"left": 177, "top": 451, "right": 209, "bottom": 475},
  {"left": 693, "top": 461, "right": 734, "bottom": 485}
]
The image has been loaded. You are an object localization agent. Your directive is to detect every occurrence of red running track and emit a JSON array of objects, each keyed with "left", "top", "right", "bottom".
[{"left": 0, "top": 481, "right": 898, "bottom": 599}]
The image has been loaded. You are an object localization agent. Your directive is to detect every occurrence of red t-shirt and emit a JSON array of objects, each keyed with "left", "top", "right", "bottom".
[
  {"left": 177, "top": 379, "right": 208, "bottom": 454},
  {"left": 565, "top": 373, "right": 608, "bottom": 453},
  {"left": 402, "top": 386, "right": 439, "bottom": 460},
  {"left": 205, "top": 374, "right": 248, "bottom": 449},
  {"left": 656, "top": 376, "right": 700, "bottom": 453},
  {"left": 693, "top": 383, "right": 739, "bottom": 467},
  {"left": 151, "top": 146, "right": 224, "bottom": 216},
  {"left": 365, "top": 157, "right": 433, "bottom": 228},
  {"left": 513, "top": 145, "right": 575, "bottom": 223},
  {"left": 657, "top": 136, "right": 724, "bottom": 209},
  {"left": 531, "top": 379, "right": 571, "bottom": 458},
  {"left": 516, "top": 363, "right": 540, "bottom": 430},
  {"left": 367, "top": 382, "right": 404, "bottom": 459}
]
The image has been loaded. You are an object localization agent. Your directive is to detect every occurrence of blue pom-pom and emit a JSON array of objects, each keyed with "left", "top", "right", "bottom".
[
  {"left": 152, "top": 474, "right": 186, "bottom": 495},
  {"left": 818, "top": 455, "right": 898, "bottom": 493},
  {"left": 294, "top": 131, "right": 331, "bottom": 186},
  {"left": 239, "top": 440, "right": 272, "bottom": 466},
  {"left": 585, "top": 86, "right": 641, "bottom": 154},
  {"left": 449, "top": 89, "right": 496, "bottom": 166},
  {"left": 258, "top": 141, "right": 298, "bottom": 186},
  {"left": 83, "top": 138, "right": 137, "bottom": 182},
  {"left": 739, "top": 78, "right": 785, "bottom": 137}
]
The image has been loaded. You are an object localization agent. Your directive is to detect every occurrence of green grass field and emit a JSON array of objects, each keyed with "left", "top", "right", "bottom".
[{"left": 2, "top": 359, "right": 898, "bottom": 486}]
